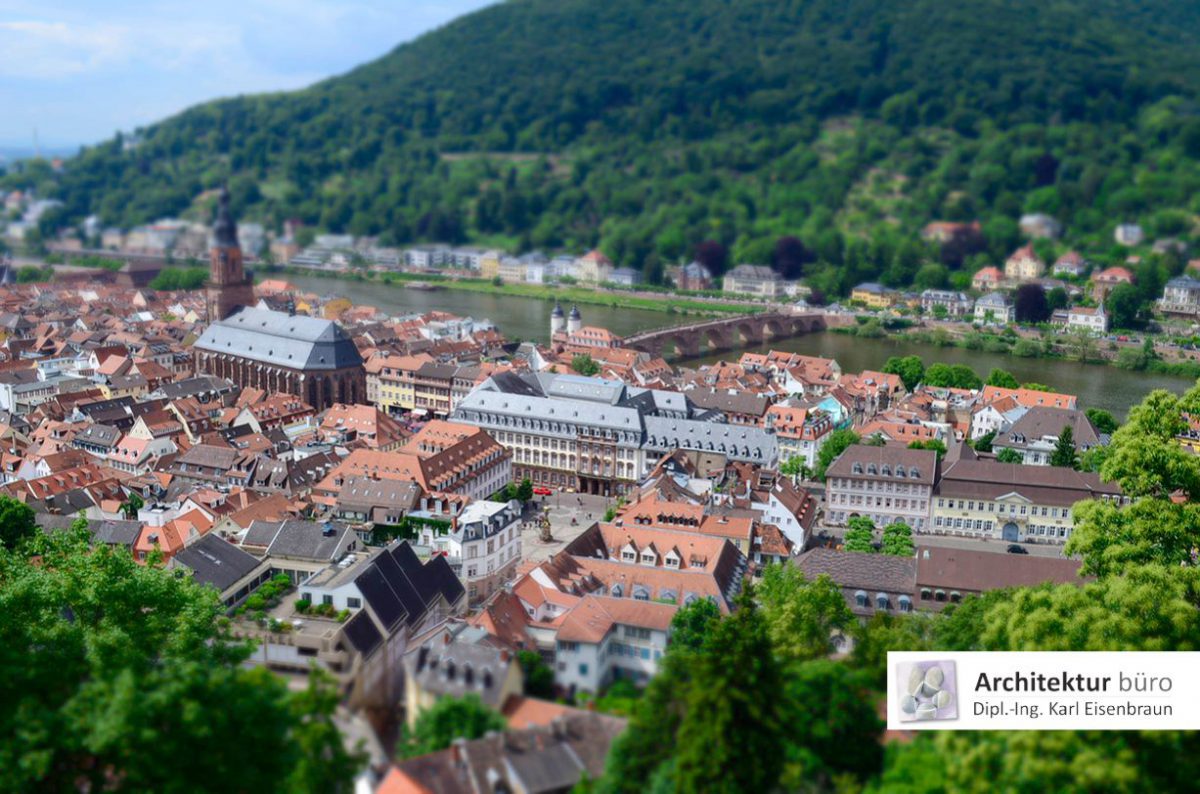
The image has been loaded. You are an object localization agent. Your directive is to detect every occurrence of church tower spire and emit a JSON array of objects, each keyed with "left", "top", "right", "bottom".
[{"left": 206, "top": 186, "right": 255, "bottom": 321}]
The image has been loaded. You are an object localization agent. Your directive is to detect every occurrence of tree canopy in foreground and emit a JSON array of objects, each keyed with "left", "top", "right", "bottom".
[{"left": 0, "top": 523, "right": 360, "bottom": 793}]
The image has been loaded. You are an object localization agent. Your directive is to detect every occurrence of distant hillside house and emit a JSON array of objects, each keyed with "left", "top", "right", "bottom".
[
  {"left": 974, "top": 292, "right": 1014, "bottom": 325},
  {"left": 850, "top": 282, "right": 895, "bottom": 309},
  {"left": 1004, "top": 245, "right": 1045, "bottom": 282},
  {"left": 1090, "top": 266, "right": 1133, "bottom": 302},
  {"left": 675, "top": 261, "right": 713, "bottom": 291},
  {"left": 1066, "top": 305, "right": 1108, "bottom": 335},
  {"left": 1018, "top": 213, "right": 1063, "bottom": 240},
  {"left": 608, "top": 267, "right": 641, "bottom": 287},
  {"left": 1114, "top": 223, "right": 1144, "bottom": 246},
  {"left": 971, "top": 266, "right": 1004, "bottom": 292},
  {"left": 1159, "top": 276, "right": 1200, "bottom": 317},
  {"left": 1052, "top": 251, "right": 1087, "bottom": 277},
  {"left": 920, "top": 289, "right": 973, "bottom": 317},
  {"left": 723, "top": 264, "right": 784, "bottom": 298}
]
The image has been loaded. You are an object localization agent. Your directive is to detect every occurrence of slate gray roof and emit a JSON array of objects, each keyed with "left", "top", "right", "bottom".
[
  {"left": 936, "top": 460, "right": 1121, "bottom": 506},
  {"left": 36, "top": 515, "right": 142, "bottom": 548},
  {"left": 395, "top": 712, "right": 625, "bottom": 793},
  {"left": 174, "top": 533, "right": 264, "bottom": 591},
  {"left": 194, "top": 307, "right": 363, "bottom": 371},
  {"left": 643, "top": 416, "right": 777, "bottom": 464},
  {"left": 245, "top": 518, "right": 354, "bottom": 561},
  {"left": 335, "top": 476, "right": 421, "bottom": 512},
  {"left": 352, "top": 540, "right": 465, "bottom": 631},
  {"left": 995, "top": 407, "right": 1101, "bottom": 449},
  {"left": 826, "top": 445, "right": 938, "bottom": 485},
  {"left": 404, "top": 640, "right": 514, "bottom": 708},
  {"left": 156, "top": 376, "right": 237, "bottom": 401},
  {"left": 684, "top": 387, "right": 771, "bottom": 417},
  {"left": 74, "top": 423, "right": 121, "bottom": 448}
]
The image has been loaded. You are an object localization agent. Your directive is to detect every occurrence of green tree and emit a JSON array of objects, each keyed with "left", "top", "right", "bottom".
[
  {"left": 0, "top": 495, "right": 37, "bottom": 551},
  {"left": 973, "top": 431, "right": 996, "bottom": 452},
  {"left": 844, "top": 515, "right": 877, "bottom": 553},
  {"left": 1067, "top": 498, "right": 1200, "bottom": 579},
  {"left": 757, "top": 566, "right": 854, "bottom": 661},
  {"left": 779, "top": 660, "right": 885, "bottom": 789},
  {"left": 907, "top": 439, "right": 947, "bottom": 458},
  {"left": 1101, "top": 388, "right": 1200, "bottom": 500},
  {"left": 923, "top": 363, "right": 982, "bottom": 390},
  {"left": 881, "top": 521, "right": 915, "bottom": 556},
  {"left": 779, "top": 455, "right": 811, "bottom": 481},
  {"left": 1106, "top": 282, "right": 1142, "bottom": 329},
  {"left": 674, "top": 593, "right": 784, "bottom": 794},
  {"left": 571, "top": 353, "right": 600, "bottom": 376},
  {"left": 516, "top": 477, "right": 534, "bottom": 502},
  {"left": 668, "top": 597, "right": 721, "bottom": 654},
  {"left": 400, "top": 694, "right": 506, "bottom": 758},
  {"left": 1049, "top": 424, "right": 1079, "bottom": 469},
  {"left": 977, "top": 565, "right": 1200, "bottom": 652},
  {"left": 883, "top": 355, "right": 925, "bottom": 391},
  {"left": 996, "top": 448, "right": 1023, "bottom": 463},
  {"left": 814, "top": 428, "right": 860, "bottom": 481},
  {"left": 0, "top": 524, "right": 358, "bottom": 793},
  {"left": 517, "top": 650, "right": 555, "bottom": 699},
  {"left": 120, "top": 491, "right": 144, "bottom": 520},
  {"left": 1085, "top": 408, "right": 1118, "bottom": 435},
  {"left": 985, "top": 368, "right": 1020, "bottom": 389}
]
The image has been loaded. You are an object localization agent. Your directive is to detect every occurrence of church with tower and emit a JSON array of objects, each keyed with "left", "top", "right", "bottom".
[{"left": 193, "top": 188, "right": 365, "bottom": 410}]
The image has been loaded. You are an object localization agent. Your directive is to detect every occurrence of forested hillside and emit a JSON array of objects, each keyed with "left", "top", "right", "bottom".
[{"left": 13, "top": 0, "right": 1200, "bottom": 290}]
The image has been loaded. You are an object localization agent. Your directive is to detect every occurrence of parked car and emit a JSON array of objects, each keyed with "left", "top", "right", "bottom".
[
  {"left": 1007, "top": 544, "right": 1029, "bottom": 554},
  {"left": 533, "top": 486, "right": 553, "bottom": 496}
]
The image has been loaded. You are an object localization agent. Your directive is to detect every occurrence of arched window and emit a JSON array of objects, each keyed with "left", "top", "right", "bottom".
[
  {"left": 875, "top": 593, "right": 889, "bottom": 610},
  {"left": 854, "top": 590, "right": 868, "bottom": 608}
]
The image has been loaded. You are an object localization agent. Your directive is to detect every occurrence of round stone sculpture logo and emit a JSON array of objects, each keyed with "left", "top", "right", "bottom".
[{"left": 896, "top": 660, "right": 958, "bottom": 722}]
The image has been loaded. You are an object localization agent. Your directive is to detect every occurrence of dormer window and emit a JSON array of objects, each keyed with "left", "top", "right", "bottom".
[
  {"left": 881, "top": 465, "right": 891, "bottom": 476},
  {"left": 875, "top": 593, "right": 889, "bottom": 610},
  {"left": 855, "top": 590, "right": 868, "bottom": 608},
  {"left": 852, "top": 463, "right": 863, "bottom": 475},
  {"left": 867, "top": 464, "right": 878, "bottom": 475}
]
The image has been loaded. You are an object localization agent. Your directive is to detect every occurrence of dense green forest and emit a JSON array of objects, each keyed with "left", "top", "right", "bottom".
[{"left": 8, "top": 0, "right": 1200, "bottom": 291}]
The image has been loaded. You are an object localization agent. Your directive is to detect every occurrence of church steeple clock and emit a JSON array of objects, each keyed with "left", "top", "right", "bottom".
[{"left": 206, "top": 186, "right": 256, "bottom": 321}]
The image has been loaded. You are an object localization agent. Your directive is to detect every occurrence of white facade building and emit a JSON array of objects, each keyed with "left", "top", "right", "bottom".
[{"left": 418, "top": 499, "right": 523, "bottom": 604}]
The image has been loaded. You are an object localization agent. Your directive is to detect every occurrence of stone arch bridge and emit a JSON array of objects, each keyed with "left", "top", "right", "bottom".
[{"left": 624, "top": 310, "right": 829, "bottom": 360}]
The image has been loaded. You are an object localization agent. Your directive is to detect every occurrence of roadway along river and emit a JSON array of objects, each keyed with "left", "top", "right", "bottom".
[{"left": 288, "top": 273, "right": 1196, "bottom": 417}]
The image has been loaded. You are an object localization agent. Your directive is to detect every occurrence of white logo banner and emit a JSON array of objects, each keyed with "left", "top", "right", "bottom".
[{"left": 888, "top": 652, "right": 1196, "bottom": 730}]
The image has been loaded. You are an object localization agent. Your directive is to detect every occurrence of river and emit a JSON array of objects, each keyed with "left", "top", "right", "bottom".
[{"left": 287, "top": 273, "right": 1195, "bottom": 417}]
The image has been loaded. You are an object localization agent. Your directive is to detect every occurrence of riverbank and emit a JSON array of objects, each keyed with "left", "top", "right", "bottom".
[
  {"left": 833, "top": 318, "right": 1200, "bottom": 380},
  {"left": 264, "top": 266, "right": 766, "bottom": 317}
]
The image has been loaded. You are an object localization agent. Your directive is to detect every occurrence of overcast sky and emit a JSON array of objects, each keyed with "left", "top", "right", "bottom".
[{"left": 0, "top": 0, "right": 494, "bottom": 149}]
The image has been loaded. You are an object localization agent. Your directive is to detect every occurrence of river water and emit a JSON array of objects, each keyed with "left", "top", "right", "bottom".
[{"left": 288, "top": 274, "right": 1195, "bottom": 417}]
